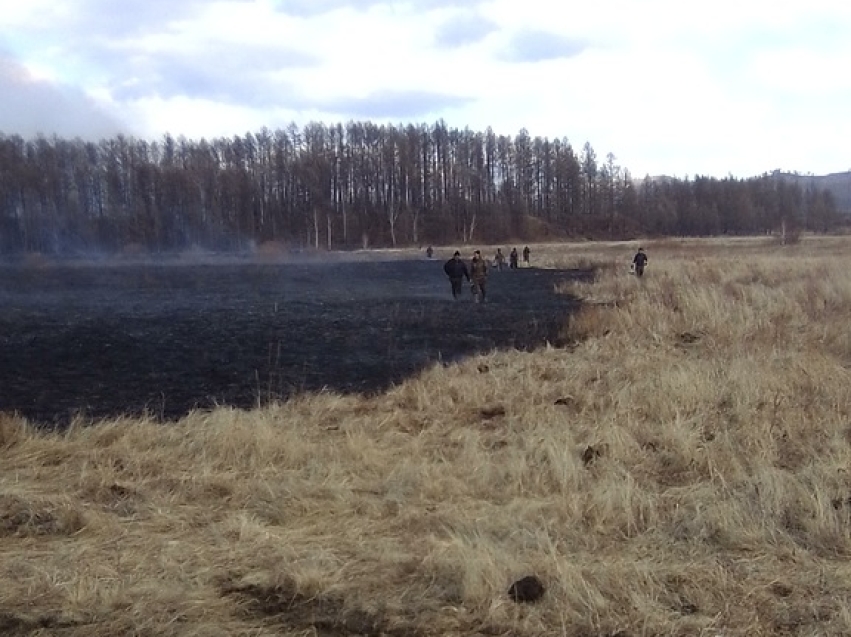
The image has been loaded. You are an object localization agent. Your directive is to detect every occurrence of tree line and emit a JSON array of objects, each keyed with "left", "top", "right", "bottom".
[{"left": 0, "top": 121, "right": 842, "bottom": 255}]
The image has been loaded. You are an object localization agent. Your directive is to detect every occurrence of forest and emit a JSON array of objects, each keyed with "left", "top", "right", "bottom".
[{"left": 0, "top": 120, "right": 844, "bottom": 255}]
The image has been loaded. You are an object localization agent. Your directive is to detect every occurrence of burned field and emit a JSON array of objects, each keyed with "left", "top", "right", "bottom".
[{"left": 0, "top": 257, "right": 589, "bottom": 427}]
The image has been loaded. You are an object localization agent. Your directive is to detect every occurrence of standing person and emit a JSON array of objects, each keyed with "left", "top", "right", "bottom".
[
  {"left": 470, "top": 250, "right": 488, "bottom": 303},
  {"left": 632, "top": 247, "right": 648, "bottom": 277},
  {"left": 443, "top": 251, "right": 470, "bottom": 299},
  {"left": 494, "top": 248, "right": 506, "bottom": 271},
  {"left": 426, "top": 245, "right": 434, "bottom": 259},
  {"left": 509, "top": 247, "right": 519, "bottom": 269},
  {"left": 522, "top": 245, "right": 531, "bottom": 267}
]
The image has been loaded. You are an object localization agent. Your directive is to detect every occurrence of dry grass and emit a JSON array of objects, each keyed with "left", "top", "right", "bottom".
[{"left": 3, "top": 235, "right": 851, "bottom": 636}]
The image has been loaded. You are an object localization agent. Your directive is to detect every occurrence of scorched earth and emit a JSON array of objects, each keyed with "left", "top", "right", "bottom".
[{"left": 0, "top": 254, "right": 588, "bottom": 427}]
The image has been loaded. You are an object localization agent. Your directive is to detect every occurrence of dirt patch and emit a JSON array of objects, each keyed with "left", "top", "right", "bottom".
[
  {"left": 0, "top": 494, "right": 86, "bottom": 537},
  {"left": 79, "top": 482, "right": 142, "bottom": 517},
  {"left": 220, "top": 576, "right": 396, "bottom": 637},
  {"left": 0, "top": 611, "right": 81, "bottom": 636},
  {"left": 0, "top": 259, "right": 589, "bottom": 428}
]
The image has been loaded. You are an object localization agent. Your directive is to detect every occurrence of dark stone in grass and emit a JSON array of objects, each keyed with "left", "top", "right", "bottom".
[
  {"left": 582, "top": 445, "right": 603, "bottom": 466},
  {"left": 508, "top": 575, "right": 545, "bottom": 603},
  {"left": 678, "top": 331, "right": 701, "bottom": 345},
  {"left": 831, "top": 496, "right": 851, "bottom": 510},
  {"left": 769, "top": 582, "right": 793, "bottom": 597},
  {"left": 480, "top": 405, "right": 506, "bottom": 419}
]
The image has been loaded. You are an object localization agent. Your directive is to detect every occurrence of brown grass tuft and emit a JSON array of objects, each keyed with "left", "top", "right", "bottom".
[{"left": 0, "top": 413, "right": 28, "bottom": 449}]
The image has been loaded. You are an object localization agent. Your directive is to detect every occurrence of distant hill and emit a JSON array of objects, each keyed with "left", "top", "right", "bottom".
[{"left": 771, "top": 170, "right": 851, "bottom": 214}]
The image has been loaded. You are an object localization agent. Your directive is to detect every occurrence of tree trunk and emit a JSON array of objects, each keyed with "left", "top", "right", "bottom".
[
  {"left": 411, "top": 209, "right": 420, "bottom": 244},
  {"left": 313, "top": 208, "right": 320, "bottom": 249}
]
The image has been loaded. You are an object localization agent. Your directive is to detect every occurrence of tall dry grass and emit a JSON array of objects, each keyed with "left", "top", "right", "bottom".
[{"left": 2, "top": 235, "right": 851, "bottom": 636}]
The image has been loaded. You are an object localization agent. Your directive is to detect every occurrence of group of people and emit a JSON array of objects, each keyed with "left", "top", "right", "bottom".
[
  {"left": 443, "top": 250, "right": 488, "bottom": 302},
  {"left": 440, "top": 245, "right": 649, "bottom": 302},
  {"left": 441, "top": 246, "right": 531, "bottom": 303},
  {"left": 493, "top": 246, "right": 531, "bottom": 270}
]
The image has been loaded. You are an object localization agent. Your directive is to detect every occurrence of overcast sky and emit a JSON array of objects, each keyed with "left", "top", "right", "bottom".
[{"left": 1, "top": 0, "right": 849, "bottom": 178}]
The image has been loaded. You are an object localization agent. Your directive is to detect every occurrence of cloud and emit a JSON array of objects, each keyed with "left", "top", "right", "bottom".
[
  {"left": 501, "top": 30, "right": 588, "bottom": 63},
  {"left": 320, "top": 89, "right": 473, "bottom": 119},
  {"left": 107, "top": 44, "right": 318, "bottom": 107},
  {"left": 272, "top": 0, "right": 360, "bottom": 16},
  {"left": 275, "top": 0, "right": 482, "bottom": 17},
  {"left": 434, "top": 12, "right": 498, "bottom": 47},
  {"left": 0, "top": 51, "right": 124, "bottom": 139},
  {"left": 4, "top": 0, "right": 851, "bottom": 177},
  {"left": 2, "top": 0, "right": 229, "bottom": 39}
]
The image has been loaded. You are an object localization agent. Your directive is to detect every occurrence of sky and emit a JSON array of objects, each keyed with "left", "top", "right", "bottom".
[{"left": 1, "top": 0, "right": 849, "bottom": 179}]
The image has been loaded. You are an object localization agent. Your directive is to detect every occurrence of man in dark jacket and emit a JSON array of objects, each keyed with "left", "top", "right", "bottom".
[
  {"left": 470, "top": 250, "right": 488, "bottom": 303},
  {"left": 443, "top": 251, "right": 470, "bottom": 299},
  {"left": 632, "top": 247, "right": 648, "bottom": 277},
  {"left": 509, "top": 247, "right": 519, "bottom": 269}
]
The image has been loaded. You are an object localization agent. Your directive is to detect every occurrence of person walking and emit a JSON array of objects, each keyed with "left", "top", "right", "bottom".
[
  {"left": 470, "top": 250, "right": 488, "bottom": 303},
  {"left": 443, "top": 251, "right": 470, "bottom": 299},
  {"left": 509, "top": 247, "right": 519, "bottom": 269},
  {"left": 522, "top": 245, "right": 531, "bottom": 267},
  {"left": 494, "top": 248, "right": 506, "bottom": 271},
  {"left": 632, "top": 247, "right": 648, "bottom": 277}
]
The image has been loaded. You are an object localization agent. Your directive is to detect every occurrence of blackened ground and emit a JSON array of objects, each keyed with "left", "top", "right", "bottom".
[{"left": 0, "top": 259, "right": 591, "bottom": 427}]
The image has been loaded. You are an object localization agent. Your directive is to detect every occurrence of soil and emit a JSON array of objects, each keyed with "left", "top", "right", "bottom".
[{"left": 0, "top": 257, "right": 590, "bottom": 428}]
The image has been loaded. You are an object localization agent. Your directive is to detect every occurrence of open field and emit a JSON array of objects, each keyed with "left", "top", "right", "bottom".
[{"left": 2, "top": 235, "right": 851, "bottom": 636}]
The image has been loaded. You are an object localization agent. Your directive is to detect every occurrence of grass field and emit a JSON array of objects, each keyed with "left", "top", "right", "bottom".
[{"left": 2, "top": 235, "right": 851, "bottom": 636}]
